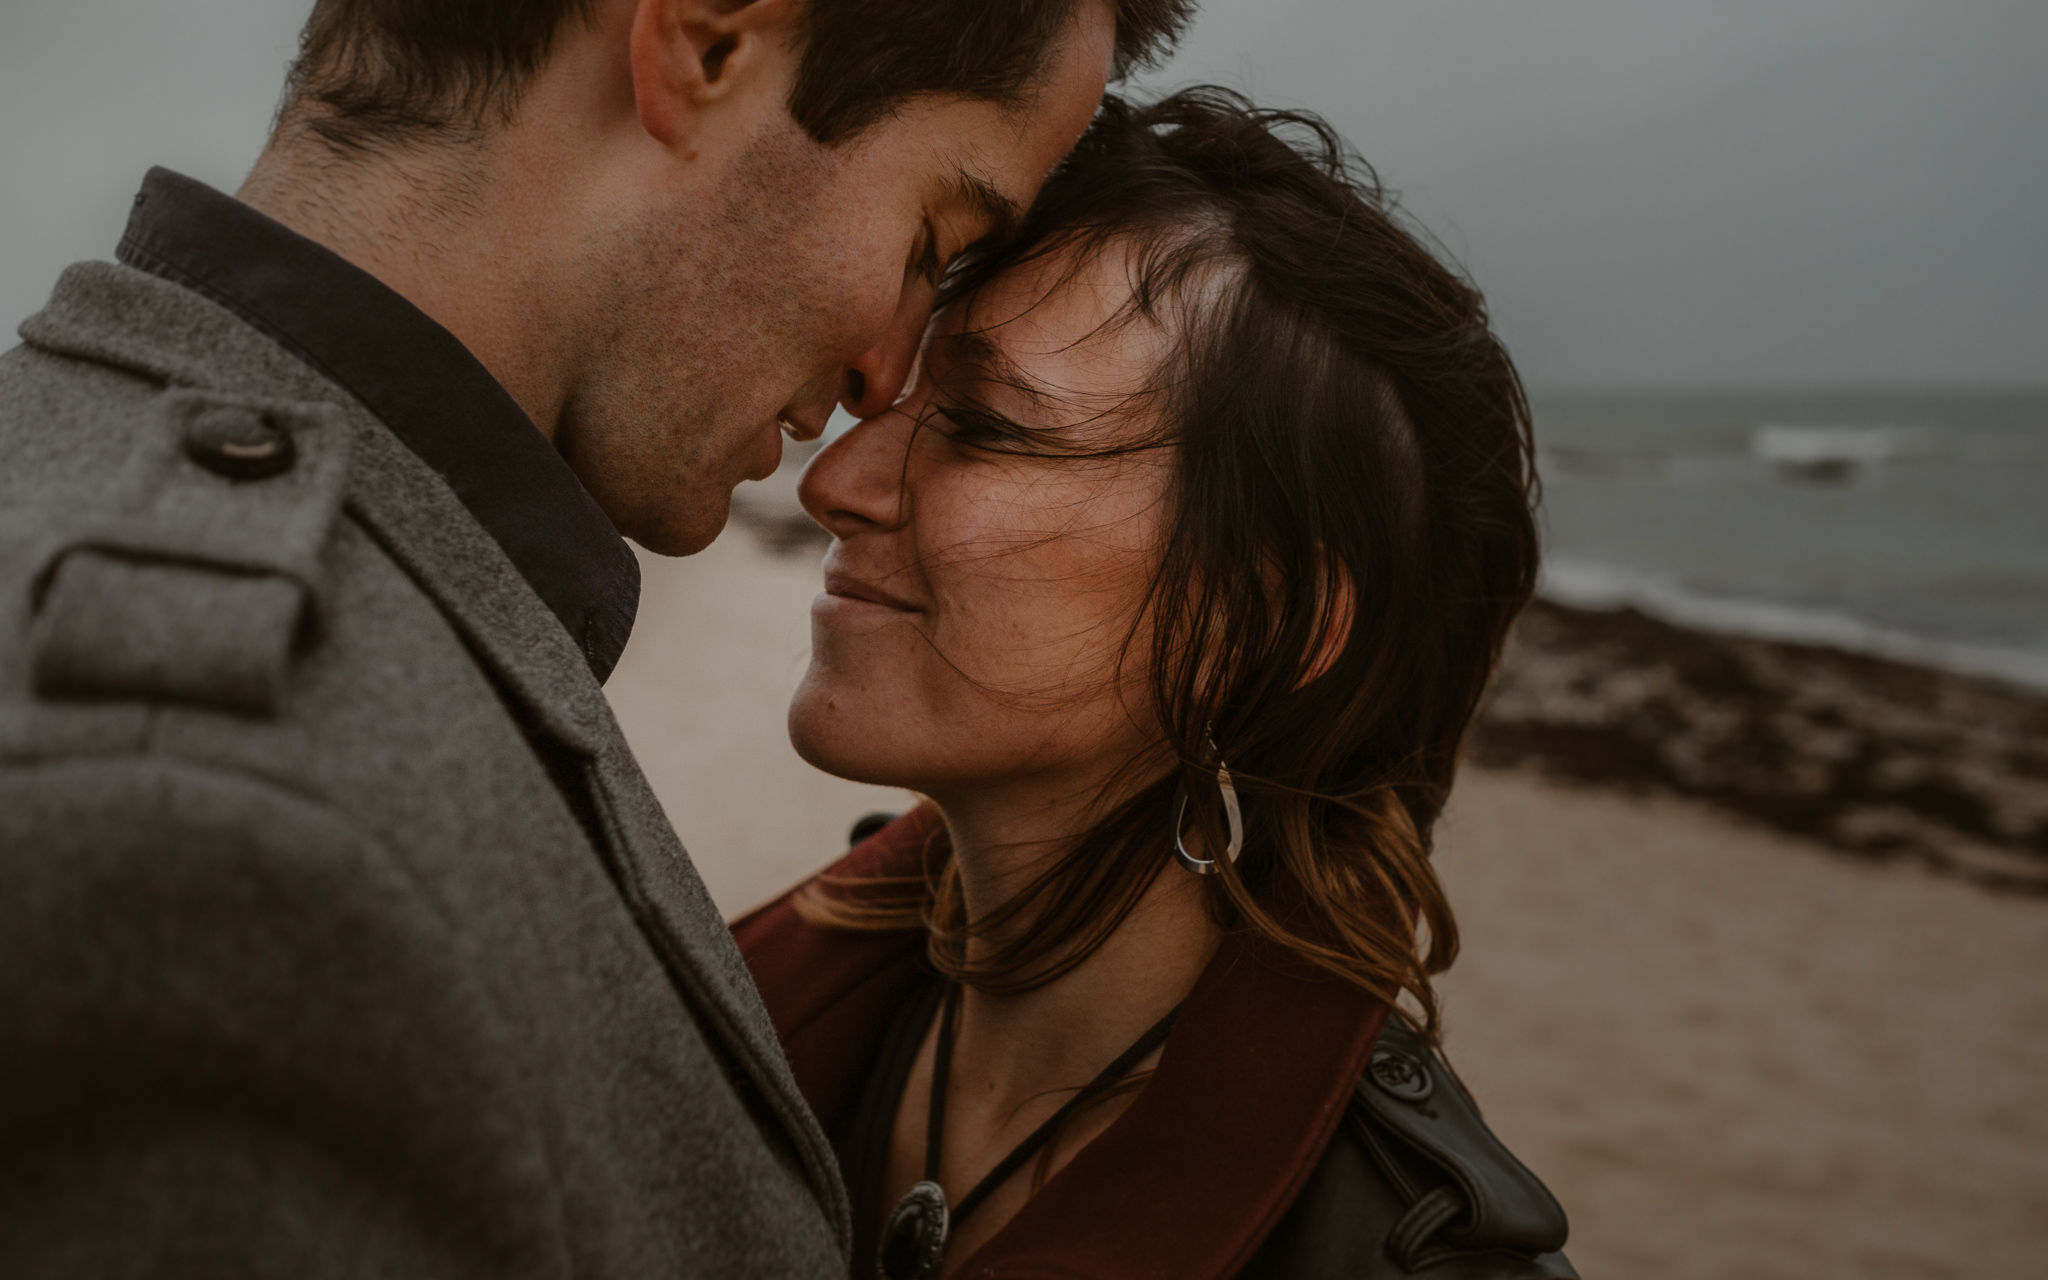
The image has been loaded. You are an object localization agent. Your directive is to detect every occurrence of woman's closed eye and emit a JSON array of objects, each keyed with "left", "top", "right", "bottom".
[{"left": 931, "top": 401, "right": 1037, "bottom": 451}]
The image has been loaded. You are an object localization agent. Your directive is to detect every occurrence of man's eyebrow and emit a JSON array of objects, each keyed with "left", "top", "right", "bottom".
[{"left": 948, "top": 165, "right": 1024, "bottom": 247}]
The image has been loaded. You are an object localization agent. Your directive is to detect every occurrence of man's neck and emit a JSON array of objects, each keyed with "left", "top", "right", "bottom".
[{"left": 237, "top": 131, "right": 582, "bottom": 439}]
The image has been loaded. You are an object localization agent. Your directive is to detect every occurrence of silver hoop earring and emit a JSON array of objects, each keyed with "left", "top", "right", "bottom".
[{"left": 1172, "top": 748, "right": 1245, "bottom": 876}]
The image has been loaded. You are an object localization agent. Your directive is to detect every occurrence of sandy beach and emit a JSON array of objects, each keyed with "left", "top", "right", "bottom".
[{"left": 606, "top": 512, "right": 2048, "bottom": 1280}]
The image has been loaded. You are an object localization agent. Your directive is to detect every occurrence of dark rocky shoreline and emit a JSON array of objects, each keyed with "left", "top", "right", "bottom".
[{"left": 1472, "top": 600, "right": 2048, "bottom": 894}]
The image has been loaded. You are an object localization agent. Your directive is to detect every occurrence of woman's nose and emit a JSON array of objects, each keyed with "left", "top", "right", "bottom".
[
  {"left": 798, "top": 410, "right": 914, "bottom": 538},
  {"left": 839, "top": 282, "right": 935, "bottom": 418}
]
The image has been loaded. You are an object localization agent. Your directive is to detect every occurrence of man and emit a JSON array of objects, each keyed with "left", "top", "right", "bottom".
[{"left": 0, "top": 0, "right": 1190, "bottom": 1273}]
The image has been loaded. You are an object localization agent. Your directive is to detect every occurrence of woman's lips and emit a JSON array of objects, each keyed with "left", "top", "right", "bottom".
[{"left": 821, "top": 571, "right": 921, "bottom": 612}]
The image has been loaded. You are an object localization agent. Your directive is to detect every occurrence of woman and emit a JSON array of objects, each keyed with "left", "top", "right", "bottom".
[{"left": 735, "top": 89, "right": 1573, "bottom": 1280}]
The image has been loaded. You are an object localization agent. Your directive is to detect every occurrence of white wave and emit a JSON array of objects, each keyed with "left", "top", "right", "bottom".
[
  {"left": 1750, "top": 423, "right": 1935, "bottom": 464},
  {"left": 1538, "top": 558, "right": 2048, "bottom": 694}
]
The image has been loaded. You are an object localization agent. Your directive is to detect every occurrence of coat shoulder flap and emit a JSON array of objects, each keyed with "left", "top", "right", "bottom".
[{"left": 5, "top": 384, "right": 354, "bottom": 726}]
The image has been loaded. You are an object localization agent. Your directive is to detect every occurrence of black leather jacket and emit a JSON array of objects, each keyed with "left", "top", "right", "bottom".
[{"left": 1242, "top": 1017, "right": 1578, "bottom": 1278}]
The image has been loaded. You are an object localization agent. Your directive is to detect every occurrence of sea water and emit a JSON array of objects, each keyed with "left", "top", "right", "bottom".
[{"left": 1531, "top": 392, "right": 2048, "bottom": 691}]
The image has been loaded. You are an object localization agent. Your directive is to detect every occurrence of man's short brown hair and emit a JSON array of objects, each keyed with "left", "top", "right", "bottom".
[{"left": 284, "top": 0, "right": 1194, "bottom": 151}]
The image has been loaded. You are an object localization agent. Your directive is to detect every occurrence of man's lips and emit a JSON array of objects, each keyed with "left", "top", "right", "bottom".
[
  {"left": 778, "top": 407, "right": 827, "bottom": 442},
  {"left": 822, "top": 570, "right": 921, "bottom": 612},
  {"left": 746, "top": 406, "right": 826, "bottom": 482}
]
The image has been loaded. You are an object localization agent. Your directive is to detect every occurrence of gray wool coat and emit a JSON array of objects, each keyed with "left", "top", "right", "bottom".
[{"left": 0, "top": 261, "right": 851, "bottom": 1277}]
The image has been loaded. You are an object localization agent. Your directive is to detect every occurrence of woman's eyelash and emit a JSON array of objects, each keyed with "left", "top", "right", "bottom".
[{"left": 934, "top": 403, "right": 1028, "bottom": 446}]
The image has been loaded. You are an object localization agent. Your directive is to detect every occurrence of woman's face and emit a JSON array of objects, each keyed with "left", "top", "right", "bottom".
[{"left": 789, "top": 242, "right": 1176, "bottom": 805}]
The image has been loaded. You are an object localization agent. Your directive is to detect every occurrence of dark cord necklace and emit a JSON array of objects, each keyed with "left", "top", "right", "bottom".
[{"left": 878, "top": 983, "right": 1181, "bottom": 1280}]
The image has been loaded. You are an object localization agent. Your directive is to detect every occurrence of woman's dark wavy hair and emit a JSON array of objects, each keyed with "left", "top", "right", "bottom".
[{"left": 802, "top": 88, "right": 1539, "bottom": 1039}]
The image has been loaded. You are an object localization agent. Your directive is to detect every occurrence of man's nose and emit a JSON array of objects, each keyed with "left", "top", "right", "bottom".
[{"left": 840, "top": 281, "right": 935, "bottom": 419}]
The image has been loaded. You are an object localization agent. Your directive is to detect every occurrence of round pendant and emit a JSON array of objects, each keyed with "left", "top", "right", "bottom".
[{"left": 879, "top": 1179, "right": 950, "bottom": 1280}]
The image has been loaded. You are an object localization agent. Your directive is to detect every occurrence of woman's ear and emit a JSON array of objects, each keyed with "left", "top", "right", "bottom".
[{"left": 630, "top": 0, "right": 796, "bottom": 148}]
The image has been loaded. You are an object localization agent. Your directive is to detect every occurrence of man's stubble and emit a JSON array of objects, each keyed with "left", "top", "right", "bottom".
[{"left": 559, "top": 117, "right": 848, "bottom": 555}]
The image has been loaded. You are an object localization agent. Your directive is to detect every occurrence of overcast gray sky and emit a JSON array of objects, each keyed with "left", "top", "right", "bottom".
[{"left": 3, "top": 0, "right": 2041, "bottom": 391}]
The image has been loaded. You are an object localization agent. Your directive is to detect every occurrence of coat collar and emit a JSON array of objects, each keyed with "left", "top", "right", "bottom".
[
  {"left": 116, "top": 167, "right": 639, "bottom": 683},
  {"left": 733, "top": 809, "right": 1390, "bottom": 1280}
]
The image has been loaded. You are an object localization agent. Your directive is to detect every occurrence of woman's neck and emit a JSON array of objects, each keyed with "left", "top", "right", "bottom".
[
  {"left": 894, "top": 778, "right": 1224, "bottom": 1269},
  {"left": 951, "top": 863, "right": 1217, "bottom": 1104},
  {"left": 933, "top": 772, "right": 1222, "bottom": 1092}
]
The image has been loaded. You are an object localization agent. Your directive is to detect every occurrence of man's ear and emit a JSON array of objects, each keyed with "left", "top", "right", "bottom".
[{"left": 630, "top": 0, "right": 796, "bottom": 148}]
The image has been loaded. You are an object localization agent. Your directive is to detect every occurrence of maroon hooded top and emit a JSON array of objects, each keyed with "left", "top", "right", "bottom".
[{"left": 731, "top": 807, "right": 1392, "bottom": 1280}]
